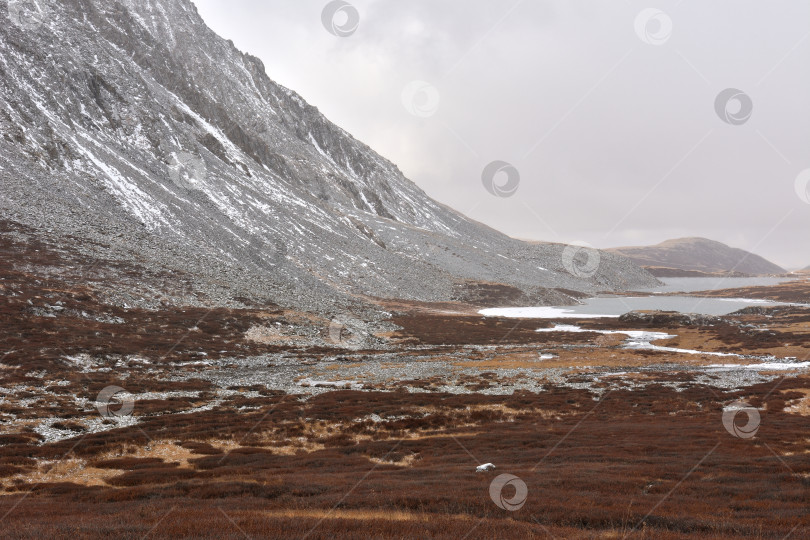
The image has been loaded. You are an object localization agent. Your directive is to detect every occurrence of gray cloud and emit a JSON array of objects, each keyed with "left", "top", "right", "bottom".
[{"left": 194, "top": 0, "right": 810, "bottom": 268}]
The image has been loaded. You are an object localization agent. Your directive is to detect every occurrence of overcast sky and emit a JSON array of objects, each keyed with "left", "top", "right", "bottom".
[{"left": 194, "top": 0, "right": 810, "bottom": 269}]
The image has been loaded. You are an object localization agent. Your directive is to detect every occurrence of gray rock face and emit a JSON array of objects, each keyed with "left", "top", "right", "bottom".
[{"left": 0, "top": 0, "right": 657, "bottom": 313}]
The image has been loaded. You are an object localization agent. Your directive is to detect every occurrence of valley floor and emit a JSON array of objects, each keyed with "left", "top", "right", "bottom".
[{"left": 2, "top": 230, "right": 810, "bottom": 538}]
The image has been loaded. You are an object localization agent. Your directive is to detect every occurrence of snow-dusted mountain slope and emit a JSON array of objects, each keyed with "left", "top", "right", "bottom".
[{"left": 0, "top": 0, "right": 657, "bottom": 312}]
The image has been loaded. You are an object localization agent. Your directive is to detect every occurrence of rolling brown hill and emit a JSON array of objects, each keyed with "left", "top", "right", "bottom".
[{"left": 607, "top": 237, "right": 786, "bottom": 277}]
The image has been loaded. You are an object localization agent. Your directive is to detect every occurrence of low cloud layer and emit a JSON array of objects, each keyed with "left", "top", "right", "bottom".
[{"left": 195, "top": 0, "right": 810, "bottom": 268}]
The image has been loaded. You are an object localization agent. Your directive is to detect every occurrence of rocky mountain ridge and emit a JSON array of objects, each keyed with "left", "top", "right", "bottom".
[{"left": 0, "top": 0, "right": 657, "bottom": 314}]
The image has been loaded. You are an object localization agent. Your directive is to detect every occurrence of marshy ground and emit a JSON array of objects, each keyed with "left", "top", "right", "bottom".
[{"left": 2, "top": 224, "right": 810, "bottom": 538}]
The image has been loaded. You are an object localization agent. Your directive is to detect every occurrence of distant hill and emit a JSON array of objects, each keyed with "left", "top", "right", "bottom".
[{"left": 607, "top": 238, "right": 786, "bottom": 277}]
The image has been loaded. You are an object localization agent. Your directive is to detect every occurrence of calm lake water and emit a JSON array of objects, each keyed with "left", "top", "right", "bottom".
[
  {"left": 480, "top": 296, "right": 784, "bottom": 318},
  {"left": 643, "top": 276, "right": 796, "bottom": 293},
  {"left": 480, "top": 277, "right": 802, "bottom": 318}
]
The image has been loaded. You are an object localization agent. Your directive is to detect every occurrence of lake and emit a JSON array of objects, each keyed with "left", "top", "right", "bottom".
[
  {"left": 479, "top": 277, "right": 801, "bottom": 318},
  {"left": 642, "top": 276, "right": 797, "bottom": 293}
]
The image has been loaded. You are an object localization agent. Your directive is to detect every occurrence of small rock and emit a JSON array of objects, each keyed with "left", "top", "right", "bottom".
[{"left": 476, "top": 463, "right": 495, "bottom": 473}]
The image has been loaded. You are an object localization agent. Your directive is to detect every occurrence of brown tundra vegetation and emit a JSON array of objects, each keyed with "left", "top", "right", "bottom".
[{"left": 2, "top": 220, "right": 810, "bottom": 538}]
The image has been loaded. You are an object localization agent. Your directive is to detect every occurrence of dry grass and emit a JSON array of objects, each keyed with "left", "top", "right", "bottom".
[
  {"left": 4, "top": 219, "right": 810, "bottom": 537},
  {"left": 244, "top": 325, "right": 302, "bottom": 344},
  {"left": 784, "top": 388, "right": 810, "bottom": 416},
  {"left": 262, "top": 508, "right": 475, "bottom": 521},
  {"left": 5, "top": 458, "right": 116, "bottom": 487},
  {"left": 2, "top": 381, "right": 810, "bottom": 537}
]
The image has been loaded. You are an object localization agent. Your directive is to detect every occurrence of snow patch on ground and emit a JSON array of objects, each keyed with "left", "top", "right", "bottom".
[
  {"left": 707, "top": 361, "right": 810, "bottom": 371},
  {"left": 480, "top": 307, "right": 619, "bottom": 319},
  {"left": 536, "top": 324, "right": 674, "bottom": 341},
  {"left": 534, "top": 324, "right": 810, "bottom": 367},
  {"left": 534, "top": 324, "right": 737, "bottom": 357}
]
